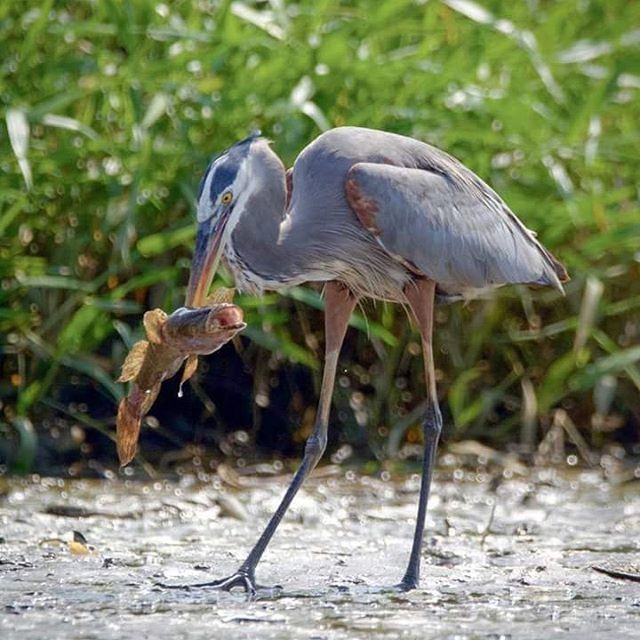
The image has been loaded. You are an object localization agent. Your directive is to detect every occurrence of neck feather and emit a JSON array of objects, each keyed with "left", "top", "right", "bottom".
[{"left": 226, "top": 142, "right": 304, "bottom": 291}]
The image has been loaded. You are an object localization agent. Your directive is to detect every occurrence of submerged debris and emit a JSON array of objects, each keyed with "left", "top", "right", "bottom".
[{"left": 38, "top": 530, "right": 96, "bottom": 555}]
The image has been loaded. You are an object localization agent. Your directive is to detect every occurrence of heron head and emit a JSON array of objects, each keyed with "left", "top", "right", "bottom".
[{"left": 186, "top": 132, "right": 261, "bottom": 306}]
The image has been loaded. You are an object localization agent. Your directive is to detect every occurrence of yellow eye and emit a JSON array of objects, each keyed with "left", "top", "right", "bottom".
[{"left": 221, "top": 191, "right": 233, "bottom": 204}]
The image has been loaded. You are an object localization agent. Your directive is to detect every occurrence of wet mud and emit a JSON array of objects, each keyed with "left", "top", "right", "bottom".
[{"left": 1, "top": 468, "right": 639, "bottom": 639}]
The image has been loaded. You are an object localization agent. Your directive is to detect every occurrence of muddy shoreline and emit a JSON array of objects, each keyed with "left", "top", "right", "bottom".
[{"left": 1, "top": 469, "right": 639, "bottom": 639}]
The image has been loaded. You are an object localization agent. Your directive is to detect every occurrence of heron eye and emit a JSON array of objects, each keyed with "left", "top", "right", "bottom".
[{"left": 221, "top": 191, "right": 233, "bottom": 204}]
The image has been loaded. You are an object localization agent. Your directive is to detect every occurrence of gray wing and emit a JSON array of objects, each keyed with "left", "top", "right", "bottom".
[{"left": 345, "top": 161, "right": 568, "bottom": 296}]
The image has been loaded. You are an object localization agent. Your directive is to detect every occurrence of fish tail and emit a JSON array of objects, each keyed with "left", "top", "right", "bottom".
[{"left": 116, "top": 396, "right": 142, "bottom": 467}]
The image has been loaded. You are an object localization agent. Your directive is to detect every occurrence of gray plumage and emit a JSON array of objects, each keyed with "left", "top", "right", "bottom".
[
  {"left": 212, "top": 127, "right": 567, "bottom": 301},
  {"left": 181, "top": 126, "right": 569, "bottom": 594}
]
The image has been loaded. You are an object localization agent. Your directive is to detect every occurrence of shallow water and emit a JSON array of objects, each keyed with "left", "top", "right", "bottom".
[{"left": 1, "top": 468, "right": 639, "bottom": 639}]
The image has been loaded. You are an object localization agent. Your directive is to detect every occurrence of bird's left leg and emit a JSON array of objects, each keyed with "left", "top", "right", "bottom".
[
  {"left": 158, "top": 282, "right": 357, "bottom": 597},
  {"left": 397, "top": 278, "right": 442, "bottom": 591}
]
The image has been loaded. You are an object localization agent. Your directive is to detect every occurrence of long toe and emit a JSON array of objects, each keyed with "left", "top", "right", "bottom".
[
  {"left": 155, "top": 571, "right": 257, "bottom": 597},
  {"left": 396, "top": 578, "right": 419, "bottom": 592},
  {"left": 219, "top": 572, "right": 256, "bottom": 596}
]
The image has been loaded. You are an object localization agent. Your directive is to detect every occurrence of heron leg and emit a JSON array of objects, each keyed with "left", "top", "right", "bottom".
[
  {"left": 398, "top": 278, "right": 442, "bottom": 591},
  {"left": 158, "top": 282, "right": 357, "bottom": 596}
]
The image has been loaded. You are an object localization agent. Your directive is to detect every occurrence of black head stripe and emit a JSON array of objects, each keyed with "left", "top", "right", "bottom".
[
  {"left": 198, "top": 131, "right": 262, "bottom": 204},
  {"left": 210, "top": 162, "right": 236, "bottom": 199}
]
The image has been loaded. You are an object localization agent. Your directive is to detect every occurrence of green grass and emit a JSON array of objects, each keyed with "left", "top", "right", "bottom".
[{"left": 1, "top": 0, "right": 639, "bottom": 472}]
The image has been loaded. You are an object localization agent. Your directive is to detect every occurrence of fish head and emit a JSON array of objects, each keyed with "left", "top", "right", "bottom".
[
  {"left": 199, "top": 303, "right": 246, "bottom": 354},
  {"left": 205, "top": 303, "right": 245, "bottom": 332}
]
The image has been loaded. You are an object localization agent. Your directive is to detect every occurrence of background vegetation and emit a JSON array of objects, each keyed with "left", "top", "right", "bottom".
[{"left": 1, "top": 0, "right": 638, "bottom": 476}]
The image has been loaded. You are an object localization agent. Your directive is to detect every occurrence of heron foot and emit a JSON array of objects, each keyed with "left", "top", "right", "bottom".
[
  {"left": 395, "top": 577, "right": 419, "bottom": 592},
  {"left": 155, "top": 570, "right": 259, "bottom": 597}
]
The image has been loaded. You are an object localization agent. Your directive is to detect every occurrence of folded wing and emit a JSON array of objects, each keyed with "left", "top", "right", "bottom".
[{"left": 346, "top": 162, "right": 567, "bottom": 297}]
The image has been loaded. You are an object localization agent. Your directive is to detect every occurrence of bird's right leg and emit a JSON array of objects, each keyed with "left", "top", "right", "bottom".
[
  {"left": 397, "top": 278, "right": 442, "bottom": 591},
  {"left": 158, "top": 282, "right": 357, "bottom": 597}
]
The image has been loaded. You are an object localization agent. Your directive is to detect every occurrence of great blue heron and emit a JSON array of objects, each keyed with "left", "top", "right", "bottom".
[{"left": 180, "top": 126, "right": 568, "bottom": 595}]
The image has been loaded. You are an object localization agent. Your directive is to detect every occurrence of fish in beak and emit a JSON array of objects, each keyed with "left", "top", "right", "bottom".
[
  {"left": 185, "top": 204, "right": 233, "bottom": 307},
  {"left": 116, "top": 301, "right": 245, "bottom": 466}
]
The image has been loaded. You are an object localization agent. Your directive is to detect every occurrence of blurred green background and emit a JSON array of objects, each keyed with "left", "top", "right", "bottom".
[{"left": 1, "top": 0, "right": 639, "bottom": 477}]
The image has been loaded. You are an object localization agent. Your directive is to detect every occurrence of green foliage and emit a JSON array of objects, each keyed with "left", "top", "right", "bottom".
[
  {"left": 7, "top": 417, "right": 37, "bottom": 475},
  {"left": 1, "top": 0, "right": 639, "bottom": 470}
]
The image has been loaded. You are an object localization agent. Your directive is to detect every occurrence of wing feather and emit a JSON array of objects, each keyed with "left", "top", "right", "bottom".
[{"left": 346, "top": 162, "right": 567, "bottom": 296}]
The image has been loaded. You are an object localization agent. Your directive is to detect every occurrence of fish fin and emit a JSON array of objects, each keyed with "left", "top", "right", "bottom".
[
  {"left": 118, "top": 341, "right": 149, "bottom": 382},
  {"left": 116, "top": 398, "right": 141, "bottom": 466},
  {"left": 204, "top": 287, "right": 236, "bottom": 305},
  {"left": 178, "top": 355, "right": 199, "bottom": 397},
  {"left": 143, "top": 309, "right": 168, "bottom": 344}
]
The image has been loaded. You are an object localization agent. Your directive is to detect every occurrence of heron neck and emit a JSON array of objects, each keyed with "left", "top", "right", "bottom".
[{"left": 227, "top": 157, "right": 306, "bottom": 291}]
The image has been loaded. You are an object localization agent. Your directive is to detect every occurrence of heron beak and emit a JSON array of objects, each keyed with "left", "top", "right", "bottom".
[{"left": 185, "top": 208, "right": 232, "bottom": 307}]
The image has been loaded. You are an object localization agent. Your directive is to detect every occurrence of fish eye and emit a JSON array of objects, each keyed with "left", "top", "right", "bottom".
[{"left": 221, "top": 191, "right": 233, "bottom": 204}]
